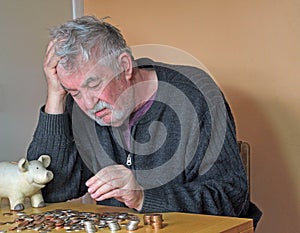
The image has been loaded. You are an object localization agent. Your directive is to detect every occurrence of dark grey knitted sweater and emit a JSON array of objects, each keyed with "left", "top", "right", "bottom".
[{"left": 27, "top": 58, "right": 261, "bottom": 226}]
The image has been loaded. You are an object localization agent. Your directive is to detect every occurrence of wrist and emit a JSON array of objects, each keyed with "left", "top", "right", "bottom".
[
  {"left": 134, "top": 190, "right": 144, "bottom": 211},
  {"left": 45, "top": 93, "right": 67, "bottom": 114}
]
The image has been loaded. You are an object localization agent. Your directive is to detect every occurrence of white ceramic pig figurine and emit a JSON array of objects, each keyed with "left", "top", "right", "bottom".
[{"left": 0, "top": 155, "right": 53, "bottom": 210}]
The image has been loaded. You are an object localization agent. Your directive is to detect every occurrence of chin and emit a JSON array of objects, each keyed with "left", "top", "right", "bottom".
[
  {"left": 95, "top": 118, "right": 111, "bottom": 126},
  {"left": 110, "top": 121, "right": 125, "bottom": 127}
]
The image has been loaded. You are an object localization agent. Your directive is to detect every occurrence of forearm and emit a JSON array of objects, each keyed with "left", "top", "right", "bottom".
[
  {"left": 45, "top": 93, "right": 67, "bottom": 114},
  {"left": 27, "top": 106, "right": 72, "bottom": 159},
  {"left": 43, "top": 39, "right": 67, "bottom": 116},
  {"left": 27, "top": 106, "right": 92, "bottom": 202}
]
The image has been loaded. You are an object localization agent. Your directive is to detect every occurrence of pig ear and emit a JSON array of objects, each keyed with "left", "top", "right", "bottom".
[
  {"left": 18, "top": 158, "right": 29, "bottom": 172},
  {"left": 38, "top": 155, "right": 51, "bottom": 168}
]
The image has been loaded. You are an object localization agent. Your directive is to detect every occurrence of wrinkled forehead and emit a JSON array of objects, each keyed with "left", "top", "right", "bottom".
[
  {"left": 56, "top": 60, "right": 115, "bottom": 89},
  {"left": 57, "top": 58, "right": 101, "bottom": 77}
]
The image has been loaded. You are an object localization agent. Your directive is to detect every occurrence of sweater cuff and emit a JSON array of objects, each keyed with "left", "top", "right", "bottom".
[
  {"left": 34, "top": 106, "right": 71, "bottom": 136},
  {"left": 141, "top": 188, "right": 168, "bottom": 213}
]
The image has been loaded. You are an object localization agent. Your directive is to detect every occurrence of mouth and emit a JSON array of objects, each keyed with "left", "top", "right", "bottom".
[
  {"left": 32, "top": 181, "right": 46, "bottom": 189},
  {"left": 95, "top": 108, "right": 110, "bottom": 118}
]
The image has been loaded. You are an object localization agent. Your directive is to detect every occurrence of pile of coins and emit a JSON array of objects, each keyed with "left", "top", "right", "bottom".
[
  {"left": 0, "top": 209, "right": 142, "bottom": 232},
  {"left": 143, "top": 213, "right": 164, "bottom": 229}
]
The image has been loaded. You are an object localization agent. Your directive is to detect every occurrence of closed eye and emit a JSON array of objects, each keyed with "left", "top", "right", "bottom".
[
  {"left": 69, "top": 91, "right": 81, "bottom": 98},
  {"left": 88, "top": 81, "right": 102, "bottom": 89},
  {"left": 87, "top": 78, "right": 102, "bottom": 90}
]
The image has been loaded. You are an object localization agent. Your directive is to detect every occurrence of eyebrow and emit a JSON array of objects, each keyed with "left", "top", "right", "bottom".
[
  {"left": 60, "top": 76, "right": 101, "bottom": 92},
  {"left": 60, "top": 83, "right": 77, "bottom": 92}
]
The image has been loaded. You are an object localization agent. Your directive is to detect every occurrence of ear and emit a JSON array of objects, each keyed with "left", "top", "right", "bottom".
[
  {"left": 118, "top": 52, "right": 133, "bottom": 81},
  {"left": 38, "top": 155, "right": 51, "bottom": 168},
  {"left": 18, "top": 158, "right": 29, "bottom": 172}
]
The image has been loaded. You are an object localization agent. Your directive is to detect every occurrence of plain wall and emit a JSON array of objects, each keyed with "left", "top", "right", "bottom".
[
  {"left": 0, "top": 0, "right": 73, "bottom": 161},
  {"left": 84, "top": 0, "right": 300, "bottom": 232}
]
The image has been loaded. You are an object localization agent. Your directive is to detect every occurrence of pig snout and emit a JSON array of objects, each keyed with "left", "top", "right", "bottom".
[
  {"left": 29, "top": 166, "right": 53, "bottom": 185},
  {"left": 31, "top": 170, "right": 53, "bottom": 187},
  {"left": 38, "top": 170, "right": 53, "bottom": 184},
  {"left": 46, "top": 171, "right": 53, "bottom": 181}
]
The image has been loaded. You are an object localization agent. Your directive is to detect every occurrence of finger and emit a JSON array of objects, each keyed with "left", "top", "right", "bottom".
[
  {"left": 45, "top": 40, "right": 54, "bottom": 54},
  {"left": 85, "top": 176, "right": 98, "bottom": 187},
  {"left": 44, "top": 41, "right": 61, "bottom": 69},
  {"left": 86, "top": 175, "right": 106, "bottom": 193},
  {"left": 86, "top": 165, "right": 126, "bottom": 187},
  {"left": 45, "top": 50, "right": 60, "bottom": 68},
  {"left": 44, "top": 41, "right": 56, "bottom": 63},
  {"left": 86, "top": 173, "right": 122, "bottom": 194},
  {"left": 97, "top": 165, "right": 129, "bottom": 182},
  {"left": 45, "top": 39, "right": 59, "bottom": 55},
  {"left": 89, "top": 182, "right": 117, "bottom": 200},
  {"left": 95, "top": 188, "right": 122, "bottom": 202},
  {"left": 88, "top": 173, "right": 126, "bottom": 195}
]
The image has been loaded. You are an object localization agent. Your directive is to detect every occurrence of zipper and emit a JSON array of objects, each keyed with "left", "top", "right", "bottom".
[
  {"left": 126, "top": 124, "right": 136, "bottom": 168},
  {"left": 126, "top": 124, "right": 137, "bottom": 168},
  {"left": 126, "top": 153, "right": 132, "bottom": 166}
]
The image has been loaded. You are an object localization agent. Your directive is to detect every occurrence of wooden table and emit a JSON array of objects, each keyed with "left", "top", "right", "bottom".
[{"left": 0, "top": 202, "right": 253, "bottom": 233}]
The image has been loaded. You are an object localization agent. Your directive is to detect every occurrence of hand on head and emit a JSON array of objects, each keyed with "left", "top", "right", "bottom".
[{"left": 44, "top": 40, "right": 67, "bottom": 114}]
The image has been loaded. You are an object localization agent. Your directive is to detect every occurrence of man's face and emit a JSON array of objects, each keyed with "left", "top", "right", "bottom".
[{"left": 57, "top": 61, "right": 135, "bottom": 127}]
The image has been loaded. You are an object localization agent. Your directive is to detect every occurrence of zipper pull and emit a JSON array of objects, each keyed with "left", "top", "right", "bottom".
[{"left": 126, "top": 154, "right": 132, "bottom": 166}]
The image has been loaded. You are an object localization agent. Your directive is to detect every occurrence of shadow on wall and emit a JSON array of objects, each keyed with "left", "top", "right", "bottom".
[{"left": 223, "top": 87, "right": 300, "bottom": 233}]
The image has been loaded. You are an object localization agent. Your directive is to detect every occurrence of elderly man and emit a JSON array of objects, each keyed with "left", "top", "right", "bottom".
[{"left": 27, "top": 16, "right": 261, "bottom": 227}]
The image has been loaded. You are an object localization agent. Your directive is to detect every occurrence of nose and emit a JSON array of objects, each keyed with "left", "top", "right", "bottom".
[
  {"left": 82, "top": 91, "right": 98, "bottom": 110},
  {"left": 47, "top": 171, "right": 53, "bottom": 180}
]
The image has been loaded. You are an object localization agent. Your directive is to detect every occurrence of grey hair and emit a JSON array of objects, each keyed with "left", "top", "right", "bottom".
[{"left": 50, "top": 15, "right": 133, "bottom": 74}]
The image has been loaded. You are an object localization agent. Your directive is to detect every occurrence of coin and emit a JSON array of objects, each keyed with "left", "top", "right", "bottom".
[
  {"left": 142, "top": 213, "right": 164, "bottom": 229},
  {"left": 0, "top": 208, "right": 144, "bottom": 232}
]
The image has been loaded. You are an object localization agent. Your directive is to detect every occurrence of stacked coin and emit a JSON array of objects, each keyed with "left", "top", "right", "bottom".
[
  {"left": 150, "top": 213, "right": 164, "bottom": 229},
  {"left": 106, "top": 219, "right": 121, "bottom": 231},
  {"left": 126, "top": 218, "right": 140, "bottom": 231},
  {"left": 143, "top": 214, "right": 152, "bottom": 225},
  {"left": 98, "top": 218, "right": 107, "bottom": 228},
  {"left": 83, "top": 220, "right": 97, "bottom": 233},
  {"left": 143, "top": 213, "right": 164, "bottom": 229}
]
